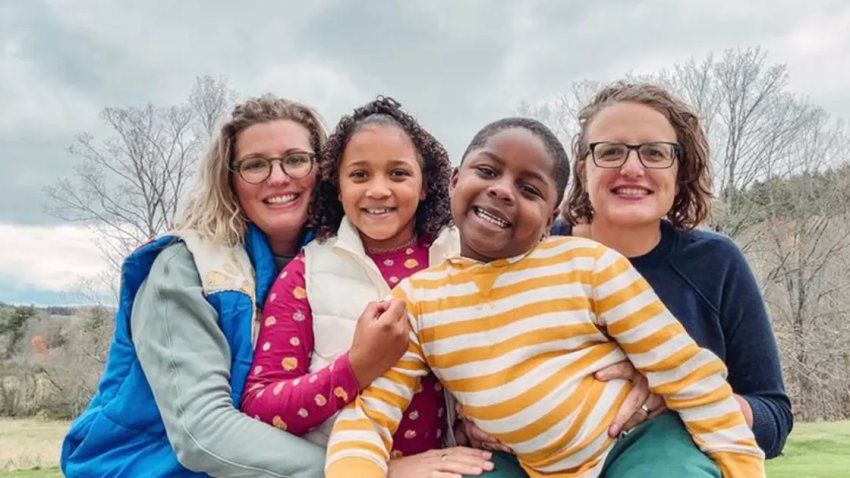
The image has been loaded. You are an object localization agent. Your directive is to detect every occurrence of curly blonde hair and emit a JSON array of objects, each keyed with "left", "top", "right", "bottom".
[
  {"left": 563, "top": 82, "right": 712, "bottom": 230},
  {"left": 174, "top": 94, "right": 327, "bottom": 246}
]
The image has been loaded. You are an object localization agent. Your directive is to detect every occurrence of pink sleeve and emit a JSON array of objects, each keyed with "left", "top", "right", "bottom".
[{"left": 241, "top": 252, "right": 361, "bottom": 435}]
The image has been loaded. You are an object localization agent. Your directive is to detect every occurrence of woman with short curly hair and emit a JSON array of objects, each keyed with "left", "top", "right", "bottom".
[{"left": 553, "top": 81, "right": 792, "bottom": 466}]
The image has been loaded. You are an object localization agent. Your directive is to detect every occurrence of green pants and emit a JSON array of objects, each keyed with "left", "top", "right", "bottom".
[
  {"left": 463, "top": 413, "right": 719, "bottom": 478},
  {"left": 601, "top": 412, "right": 719, "bottom": 477},
  {"left": 462, "top": 451, "right": 526, "bottom": 478}
]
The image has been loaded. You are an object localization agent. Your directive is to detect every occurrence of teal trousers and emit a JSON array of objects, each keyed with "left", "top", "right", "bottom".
[{"left": 463, "top": 413, "right": 720, "bottom": 478}]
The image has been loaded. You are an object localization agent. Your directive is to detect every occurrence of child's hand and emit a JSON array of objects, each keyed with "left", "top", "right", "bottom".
[
  {"left": 388, "top": 447, "right": 493, "bottom": 478},
  {"left": 454, "top": 403, "right": 514, "bottom": 454},
  {"left": 349, "top": 299, "right": 410, "bottom": 389}
]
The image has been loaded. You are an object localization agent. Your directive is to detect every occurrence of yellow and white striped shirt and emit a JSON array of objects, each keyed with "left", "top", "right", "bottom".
[{"left": 326, "top": 237, "right": 765, "bottom": 478}]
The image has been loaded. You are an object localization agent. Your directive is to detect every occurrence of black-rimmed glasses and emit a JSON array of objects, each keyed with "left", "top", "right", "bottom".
[
  {"left": 588, "top": 142, "right": 680, "bottom": 169},
  {"left": 230, "top": 153, "right": 316, "bottom": 184}
]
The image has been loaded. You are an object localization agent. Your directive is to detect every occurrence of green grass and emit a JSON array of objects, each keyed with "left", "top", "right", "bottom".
[
  {"left": 767, "top": 420, "right": 850, "bottom": 478},
  {"left": 1, "top": 419, "right": 848, "bottom": 477},
  {"left": 0, "top": 468, "right": 61, "bottom": 478}
]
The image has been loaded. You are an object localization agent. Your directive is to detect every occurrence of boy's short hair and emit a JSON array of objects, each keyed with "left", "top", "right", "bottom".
[{"left": 462, "top": 117, "right": 570, "bottom": 206}]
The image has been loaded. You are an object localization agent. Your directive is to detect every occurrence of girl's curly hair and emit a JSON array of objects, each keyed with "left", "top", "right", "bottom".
[{"left": 311, "top": 96, "right": 453, "bottom": 242}]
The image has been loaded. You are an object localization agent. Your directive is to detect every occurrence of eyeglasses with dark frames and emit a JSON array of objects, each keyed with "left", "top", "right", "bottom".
[
  {"left": 588, "top": 142, "right": 680, "bottom": 169},
  {"left": 230, "top": 152, "right": 316, "bottom": 184}
]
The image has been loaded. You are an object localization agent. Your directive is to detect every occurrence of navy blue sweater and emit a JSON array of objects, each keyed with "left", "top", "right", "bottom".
[{"left": 552, "top": 219, "right": 792, "bottom": 458}]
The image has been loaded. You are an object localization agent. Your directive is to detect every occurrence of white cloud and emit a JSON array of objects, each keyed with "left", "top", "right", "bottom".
[
  {"left": 0, "top": 39, "right": 101, "bottom": 135},
  {"left": 256, "top": 61, "right": 367, "bottom": 121},
  {"left": 3, "top": 0, "right": 850, "bottom": 230},
  {"left": 763, "top": 5, "right": 850, "bottom": 116},
  {"left": 0, "top": 223, "right": 109, "bottom": 292}
]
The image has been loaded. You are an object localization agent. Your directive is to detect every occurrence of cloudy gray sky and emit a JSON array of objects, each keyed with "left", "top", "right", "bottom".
[{"left": 2, "top": 0, "right": 849, "bottom": 304}]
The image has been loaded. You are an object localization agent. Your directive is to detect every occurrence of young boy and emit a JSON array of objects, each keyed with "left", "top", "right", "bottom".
[{"left": 325, "top": 118, "right": 765, "bottom": 478}]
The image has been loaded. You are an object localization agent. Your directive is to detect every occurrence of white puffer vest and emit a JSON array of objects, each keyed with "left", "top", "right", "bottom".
[{"left": 302, "top": 217, "right": 459, "bottom": 446}]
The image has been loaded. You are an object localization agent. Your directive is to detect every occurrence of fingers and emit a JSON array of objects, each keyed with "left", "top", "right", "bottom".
[
  {"left": 462, "top": 421, "right": 513, "bottom": 454},
  {"left": 460, "top": 418, "right": 486, "bottom": 448},
  {"left": 646, "top": 394, "right": 667, "bottom": 419},
  {"left": 480, "top": 441, "right": 514, "bottom": 454},
  {"left": 619, "top": 411, "right": 646, "bottom": 435},
  {"left": 453, "top": 426, "right": 470, "bottom": 447},
  {"left": 360, "top": 301, "right": 384, "bottom": 321},
  {"left": 441, "top": 446, "right": 492, "bottom": 458},
  {"left": 622, "top": 394, "right": 665, "bottom": 431},
  {"left": 383, "top": 298, "right": 407, "bottom": 321},
  {"left": 594, "top": 360, "right": 633, "bottom": 381},
  {"left": 612, "top": 393, "right": 666, "bottom": 437},
  {"left": 374, "top": 299, "right": 406, "bottom": 323},
  {"left": 432, "top": 448, "right": 494, "bottom": 476},
  {"left": 607, "top": 374, "right": 650, "bottom": 437},
  {"left": 465, "top": 422, "right": 494, "bottom": 444}
]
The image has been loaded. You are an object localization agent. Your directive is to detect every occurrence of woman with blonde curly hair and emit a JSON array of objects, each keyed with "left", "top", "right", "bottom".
[
  {"left": 61, "top": 94, "right": 329, "bottom": 477},
  {"left": 552, "top": 81, "right": 791, "bottom": 472}
]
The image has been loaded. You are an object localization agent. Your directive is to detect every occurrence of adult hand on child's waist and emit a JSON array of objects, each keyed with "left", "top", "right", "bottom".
[{"left": 594, "top": 360, "right": 668, "bottom": 437}]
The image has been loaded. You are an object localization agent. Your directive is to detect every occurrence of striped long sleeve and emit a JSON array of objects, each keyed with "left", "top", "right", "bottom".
[
  {"left": 590, "top": 245, "right": 765, "bottom": 477},
  {"left": 324, "top": 285, "right": 431, "bottom": 478},
  {"left": 326, "top": 238, "right": 765, "bottom": 478}
]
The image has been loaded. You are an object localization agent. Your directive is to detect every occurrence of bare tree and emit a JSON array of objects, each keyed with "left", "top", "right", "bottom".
[
  {"left": 516, "top": 79, "right": 602, "bottom": 146},
  {"left": 748, "top": 118, "right": 850, "bottom": 420},
  {"left": 519, "top": 47, "right": 850, "bottom": 421},
  {"left": 44, "top": 75, "right": 235, "bottom": 275},
  {"left": 31, "top": 306, "right": 114, "bottom": 417},
  {"left": 190, "top": 75, "right": 238, "bottom": 140},
  {"left": 28, "top": 76, "right": 235, "bottom": 420}
]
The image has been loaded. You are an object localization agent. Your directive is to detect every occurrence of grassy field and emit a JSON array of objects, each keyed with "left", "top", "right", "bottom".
[
  {"left": 0, "top": 418, "right": 67, "bottom": 477},
  {"left": 766, "top": 420, "right": 850, "bottom": 478},
  {"left": 1, "top": 418, "right": 848, "bottom": 477}
]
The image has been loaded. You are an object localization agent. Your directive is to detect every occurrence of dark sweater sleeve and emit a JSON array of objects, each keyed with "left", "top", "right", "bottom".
[{"left": 715, "top": 238, "right": 793, "bottom": 458}]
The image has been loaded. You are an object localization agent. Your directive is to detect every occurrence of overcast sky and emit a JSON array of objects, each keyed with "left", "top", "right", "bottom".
[{"left": 2, "top": 0, "right": 849, "bottom": 305}]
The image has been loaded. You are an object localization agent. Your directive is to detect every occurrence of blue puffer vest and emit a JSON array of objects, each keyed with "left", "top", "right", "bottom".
[{"left": 61, "top": 225, "right": 306, "bottom": 477}]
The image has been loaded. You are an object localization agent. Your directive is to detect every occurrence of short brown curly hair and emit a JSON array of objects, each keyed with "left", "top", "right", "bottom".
[
  {"left": 563, "top": 82, "right": 712, "bottom": 230},
  {"left": 310, "top": 96, "right": 453, "bottom": 242}
]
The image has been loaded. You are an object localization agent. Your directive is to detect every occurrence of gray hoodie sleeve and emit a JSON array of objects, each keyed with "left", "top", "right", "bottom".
[{"left": 131, "top": 242, "right": 325, "bottom": 478}]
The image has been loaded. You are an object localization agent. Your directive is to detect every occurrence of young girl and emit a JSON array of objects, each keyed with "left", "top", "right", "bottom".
[{"left": 242, "top": 97, "right": 494, "bottom": 477}]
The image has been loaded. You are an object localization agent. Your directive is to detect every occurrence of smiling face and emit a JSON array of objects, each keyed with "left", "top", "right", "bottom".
[
  {"left": 232, "top": 119, "right": 317, "bottom": 254},
  {"left": 451, "top": 128, "right": 559, "bottom": 262},
  {"left": 338, "top": 124, "right": 424, "bottom": 251},
  {"left": 583, "top": 102, "right": 679, "bottom": 228}
]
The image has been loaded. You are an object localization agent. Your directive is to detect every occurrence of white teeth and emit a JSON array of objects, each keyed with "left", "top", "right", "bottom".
[
  {"left": 266, "top": 194, "right": 297, "bottom": 204},
  {"left": 365, "top": 208, "right": 392, "bottom": 214},
  {"left": 614, "top": 188, "right": 650, "bottom": 196},
  {"left": 474, "top": 207, "right": 509, "bottom": 228}
]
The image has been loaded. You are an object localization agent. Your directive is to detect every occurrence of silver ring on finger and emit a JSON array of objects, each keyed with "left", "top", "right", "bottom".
[{"left": 640, "top": 404, "right": 652, "bottom": 415}]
